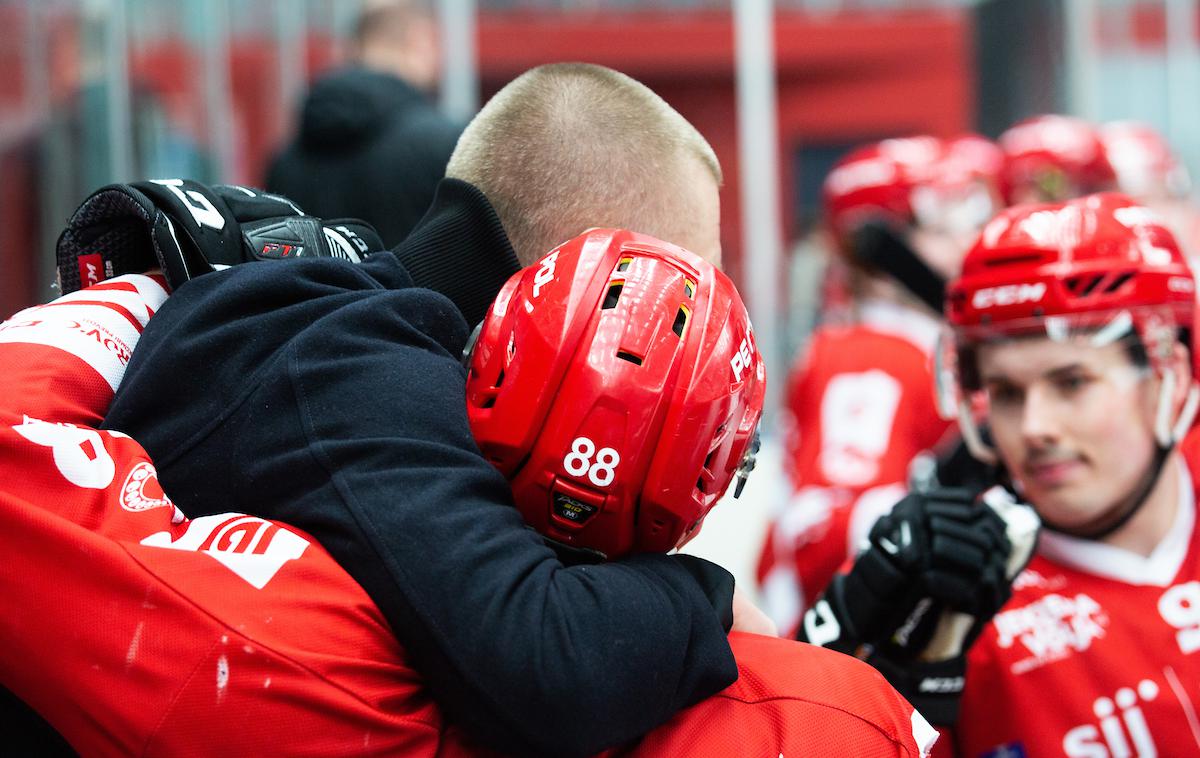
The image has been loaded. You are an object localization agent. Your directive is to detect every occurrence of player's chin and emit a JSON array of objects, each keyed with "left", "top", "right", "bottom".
[{"left": 1028, "top": 487, "right": 1101, "bottom": 531}]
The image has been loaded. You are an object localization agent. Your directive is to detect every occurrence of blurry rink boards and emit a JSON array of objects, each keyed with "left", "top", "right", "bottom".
[{"left": 680, "top": 434, "right": 786, "bottom": 605}]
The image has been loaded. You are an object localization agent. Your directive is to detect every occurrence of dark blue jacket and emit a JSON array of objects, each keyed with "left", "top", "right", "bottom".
[{"left": 104, "top": 180, "right": 738, "bottom": 757}]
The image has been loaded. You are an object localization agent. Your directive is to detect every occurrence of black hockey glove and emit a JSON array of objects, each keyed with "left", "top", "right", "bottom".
[
  {"left": 799, "top": 486, "right": 1038, "bottom": 725},
  {"left": 56, "top": 179, "right": 383, "bottom": 294}
]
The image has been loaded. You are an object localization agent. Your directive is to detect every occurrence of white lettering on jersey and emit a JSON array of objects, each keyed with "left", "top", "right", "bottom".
[
  {"left": 141, "top": 513, "right": 310, "bottom": 589},
  {"left": 12, "top": 416, "right": 115, "bottom": 489},
  {"left": 993, "top": 593, "right": 1109, "bottom": 674},
  {"left": 818, "top": 369, "right": 901, "bottom": 486},
  {"left": 1062, "top": 680, "right": 1160, "bottom": 758},
  {"left": 1158, "top": 582, "right": 1200, "bottom": 654}
]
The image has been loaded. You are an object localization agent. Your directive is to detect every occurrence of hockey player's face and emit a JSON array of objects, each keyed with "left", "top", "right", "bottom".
[{"left": 977, "top": 336, "right": 1158, "bottom": 528}]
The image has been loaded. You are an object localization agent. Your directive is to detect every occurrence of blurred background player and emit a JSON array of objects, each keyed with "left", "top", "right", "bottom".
[
  {"left": 803, "top": 193, "right": 1200, "bottom": 757},
  {"left": 265, "top": 0, "right": 461, "bottom": 248},
  {"left": 756, "top": 134, "right": 1005, "bottom": 635},
  {"left": 1100, "top": 120, "right": 1200, "bottom": 260},
  {"left": 0, "top": 228, "right": 934, "bottom": 758},
  {"left": 998, "top": 114, "right": 1118, "bottom": 205}
]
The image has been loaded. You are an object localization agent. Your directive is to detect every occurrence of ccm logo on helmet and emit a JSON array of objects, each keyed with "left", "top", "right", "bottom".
[{"left": 971, "top": 282, "right": 1047, "bottom": 310}]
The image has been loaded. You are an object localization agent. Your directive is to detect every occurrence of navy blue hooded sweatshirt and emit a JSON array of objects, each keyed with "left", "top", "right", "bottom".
[{"left": 103, "top": 179, "right": 738, "bottom": 757}]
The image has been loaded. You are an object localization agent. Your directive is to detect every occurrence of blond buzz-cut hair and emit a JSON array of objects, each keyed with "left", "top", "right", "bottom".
[{"left": 446, "top": 63, "right": 722, "bottom": 266}]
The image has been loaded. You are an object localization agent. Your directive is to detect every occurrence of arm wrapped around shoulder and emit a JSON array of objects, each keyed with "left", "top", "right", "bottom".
[
  {"left": 799, "top": 486, "right": 1038, "bottom": 725},
  {"left": 56, "top": 178, "right": 382, "bottom": 294}
]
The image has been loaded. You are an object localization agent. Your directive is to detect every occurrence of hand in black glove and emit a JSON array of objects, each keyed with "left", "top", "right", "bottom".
[
  {"left": 799, "top": 485, "right": 1038, "bottom": 725},
  {"left": 56, "top": 179, "right": 383, "bottom": 294}
]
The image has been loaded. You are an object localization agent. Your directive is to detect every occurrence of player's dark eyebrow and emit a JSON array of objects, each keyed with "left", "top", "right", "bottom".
[
  {"left": 981, "top": 362, "right": 1087, "bottom": 387},
  {"left": 1042, "top": 363, "right": 1088, "bottom": 381}
]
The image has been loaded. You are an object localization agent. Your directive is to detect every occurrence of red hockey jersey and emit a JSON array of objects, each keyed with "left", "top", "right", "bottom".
[
  {"left": 943, "top": 448, "right": 1200, "bottom": 757},
  {"left": 0, "top": 276, "right": 935, "bottom": 757},
  {"left": 0, "top": 277, "right": 443, "bottom": 756}
]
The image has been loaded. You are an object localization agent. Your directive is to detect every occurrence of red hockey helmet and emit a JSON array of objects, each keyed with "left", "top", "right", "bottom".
[
  {"left": 1100, "top": 121, "right": 1192, "bottom": 201},
  {"left": 940, "top": 193, "right": 1198, "bottom": 461},
  {"left": 822, "top": 136, "right": 944, "bottom": 247},
  {"left": 466, "top": 229, "right": 766, "bottom": 558},
  {"left": 998, "top": 115, "right": 1117, "bottom": 204},
  {"left": 910, "top": 134, "right": 1005, "bottom": 237}
]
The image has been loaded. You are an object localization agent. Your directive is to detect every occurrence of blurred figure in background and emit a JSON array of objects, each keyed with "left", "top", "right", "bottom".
[
  {"left": 266, "top": 0, "right": 461, "bottom": 247},
  {"left": 756, "top": 135, "right": 1005, "bottom": 635},
  {"left": 998, "top": 114, "right": 1118, "bottom": 205},
  {"left": 1100, "top": 120, "right": 1200, "bottom": 259}
]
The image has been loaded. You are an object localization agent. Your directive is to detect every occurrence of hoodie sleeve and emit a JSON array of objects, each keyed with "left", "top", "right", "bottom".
[{"left": 105, "top": 255, "right": 738, "bottom": 758}]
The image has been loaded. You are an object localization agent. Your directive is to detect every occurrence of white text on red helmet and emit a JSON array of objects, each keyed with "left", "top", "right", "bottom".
[
  {"left": 532, "top": 252, "right": 559, "bottom": 297},
  {"left": 730, "top": 330, "right": 756, "bottom": 382},
  {"left": 971, "top": 282, "right": 1047, "bottom": 310}
]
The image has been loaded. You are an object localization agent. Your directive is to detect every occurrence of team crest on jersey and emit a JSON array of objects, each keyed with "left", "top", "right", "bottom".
[
  {"left": 993, "top": 592, "right": 1109, "bottom": 674},
  {"left": 141, "top": 513, "right": 310, "bottom": 589},
  {"left": 119, "top": 461, "right": 175, "bottom": 513}
]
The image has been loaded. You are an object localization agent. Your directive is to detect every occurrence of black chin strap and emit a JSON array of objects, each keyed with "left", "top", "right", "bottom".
[{"left": 1040, "top": 444, "right": 1173, "bottom": 541}]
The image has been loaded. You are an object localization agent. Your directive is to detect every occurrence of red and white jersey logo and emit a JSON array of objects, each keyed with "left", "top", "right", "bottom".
[
  {"left": 141, "top": 513, "right": 310, "bottom": 589},
  {"left": 993, "top": 592, "right": 1109, "bottom": 674}
]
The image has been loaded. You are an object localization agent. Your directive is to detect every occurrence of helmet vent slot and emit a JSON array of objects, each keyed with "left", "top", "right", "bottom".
[
  {"left": 1103, "top": 271, "right": 1135, "bottom": 294},
  {"left": 684, "top": 279, "right": 696, "bottom": 298},
  {"left": 672, "top": 306, "right": 689, "bottom": 337},
  {"left": 695, "top": 477, "right": 707, "bottom": 494},
  {"left": 617, "top": 257, "right": 632, "bottom": 272},
  {"left": 494, "top": 368, "right": 506, "bottom": 388},
  {"left": 602, "top": 283, "right": 624, "bottom": 310},
  {"left": 616, "top": 350, "right": 643, "bottom": 366},
  {"left": 1068, "top": 273, "right": 1106, "bottom": 298}
]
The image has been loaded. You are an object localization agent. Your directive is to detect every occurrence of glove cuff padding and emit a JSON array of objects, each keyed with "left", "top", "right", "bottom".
[{"left": 56, "top": 184, "right": 182, "bottom": 295}]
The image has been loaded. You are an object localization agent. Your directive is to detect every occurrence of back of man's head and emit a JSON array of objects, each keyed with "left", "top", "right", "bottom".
[
  {"left": 351, "top": 0, "right": 438, "bottom": 90},
  {"left": 446, "top": 63, "right": 723, "bottom": 267}
]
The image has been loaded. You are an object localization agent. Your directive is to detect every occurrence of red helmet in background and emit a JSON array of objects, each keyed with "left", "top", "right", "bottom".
[
  {"left": 466, "top": 228, "right": 766, "bottom": 558},
  {"left": 912, "top": 134, "right": 1005, "bottom": 236},
  {"left": 822, "top": 136, "right": 944, "bottom": 248},
  {"left": 1100, "top": 121, "right": 1192, "bottom": 201},
  {"left": 941, "top": 193, "right": 1198, "bottom": 462},
  {"left": 998, "top": 115, "right": 1117, "bottom": 204},
  {"left": 824, "top": 135, "right": 1004, "bottom": 245}
]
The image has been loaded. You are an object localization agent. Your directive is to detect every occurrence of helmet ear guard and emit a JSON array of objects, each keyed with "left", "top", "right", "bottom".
[{"left": 465, "top": 229, "right": 766, "bottom": 559}]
